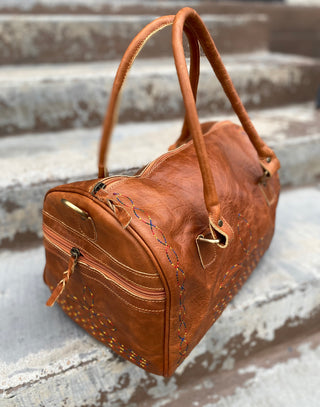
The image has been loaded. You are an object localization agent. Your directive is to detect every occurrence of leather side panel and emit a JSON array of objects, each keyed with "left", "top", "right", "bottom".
[
  {"left": 98, "top": 121, "right": 280, "bottom": 376},
  {"left": 43, "top": 189, "right": 166, "bottom": 375}
]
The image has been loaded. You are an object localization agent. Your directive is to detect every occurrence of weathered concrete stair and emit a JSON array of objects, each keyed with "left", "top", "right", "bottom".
[
  {"left": 0, "top": 2, "right": 319, "bottom": 405},
  {"left": 1, "top": 185, "right": 319, "bottom": 406},
  {"left": 1, "top": 0, "right": 318, "bottom": 59},
  {"left": 1, "top": 103, "right": 319, "bottom": 249},
  {"left": 0, "top": 14, "right": 269, "bottom": 64},
  {"left": 0, "top": 52, "right": 319, "bottom": 136}
]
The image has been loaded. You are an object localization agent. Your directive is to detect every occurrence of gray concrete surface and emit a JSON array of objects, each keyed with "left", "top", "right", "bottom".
[
  {"left": 1, "top": 0, "right": 318, "bottom": 13},
  {"left": 0, "top": 186, "right": 319, "bottom": 406},
  {"left": 0, "top": 14, "right": 268, "bottom": 64},
  {"left": 1, "top": 103, "right": 319, "bottom": 248},
  {"left": 0, "top": 52, "right": 318, "bottom": 135},
  {"left": 0, "top": 0, "right": 199, "bottom": 13}
]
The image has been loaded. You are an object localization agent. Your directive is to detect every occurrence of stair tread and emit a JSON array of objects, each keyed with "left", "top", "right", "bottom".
[
  {"left": 1, "top": 102, "right": 319, "bottom": 247},
  {"left": 0, "top": 12, "right": 269, "bottom": 65},
  {"left": 0, "top": 51, "right": 318, "bottom": 137},
  {"left": 0, "top": 52, "right": 317, "bottom": 83},
  {"left": 0, "top": 13, "right": 268, "bottom": 21},
  {"left": 1, "top": 185, "right": 319, "bottom": 404},
  {"left": 0, "top": 102, "right": 318, "bottom": 190}
]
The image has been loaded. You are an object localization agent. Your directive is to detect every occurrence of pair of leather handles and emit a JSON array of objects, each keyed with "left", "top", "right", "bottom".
[{"left": 98, "top": 7, "right": 280, "bottom": 244}]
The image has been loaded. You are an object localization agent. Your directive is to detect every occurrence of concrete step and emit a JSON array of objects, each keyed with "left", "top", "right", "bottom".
[
  {"left": 0, "top": 0, "right": 311, "bottom": 15},
  {"left": 1, "top": 185, "right": 319, "bottom": 406},
  {"left": 0, "top": 14, "right": 269, "bottom": 65},
  {"left": 0, "top": 0, "right": 208, "bottom": 15},
  {"left": 0, "top": 102, "right": 319, "bottom": 249},
  {"left": 2, "top": 1, "right": 319, "bottom": 59},
  {"left": 0, "top": 52, "right": 319, "bottom": 136}
]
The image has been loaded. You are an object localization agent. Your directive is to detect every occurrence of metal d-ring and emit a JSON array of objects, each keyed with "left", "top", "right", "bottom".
[
  {"left": 61, "top": 199, "right": 89, "bottom": 220},
  {"left": 197, "top": 236, "right": 220, "bottom": 244}
]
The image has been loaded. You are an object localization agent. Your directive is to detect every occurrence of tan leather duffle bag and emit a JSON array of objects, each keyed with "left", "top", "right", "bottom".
[{"left": 43, "top": 7, "right": 280, "bottom": 376}]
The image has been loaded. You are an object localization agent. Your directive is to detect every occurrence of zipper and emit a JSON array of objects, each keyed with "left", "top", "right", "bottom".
[
  {"left": 43, "top": 224, "right": 165, "bottom": 304},
  {"left": 94, "top": 143, "right": 187, "bottom": 194},
  {"left": 93, "top": 123, "right": 221, "bottom": 196}
]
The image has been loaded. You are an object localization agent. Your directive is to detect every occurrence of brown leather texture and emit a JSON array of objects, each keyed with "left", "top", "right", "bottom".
[{"left": 42, "top": 7, "right": 280, "bottom": 377}]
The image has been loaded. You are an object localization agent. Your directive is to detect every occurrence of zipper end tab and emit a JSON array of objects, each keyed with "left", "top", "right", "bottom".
[
  {"left": 46, "top": 280, "right": 65, "bottom": 307},
  {"left": 46, "top": 247, "right": 80, "bottom": 307}
]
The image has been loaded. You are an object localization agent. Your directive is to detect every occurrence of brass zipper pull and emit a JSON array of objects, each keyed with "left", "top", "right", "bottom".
[{"left": 46, "top": 247, "right": 81, "bottom": 307}]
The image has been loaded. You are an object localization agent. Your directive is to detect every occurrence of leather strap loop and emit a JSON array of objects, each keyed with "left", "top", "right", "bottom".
[
  {"left": 98, "top": 14, "right": 200, "bottom": 178},
  {"left": 172, "top": 7, "right": 281, "bottom": 178},
  {"left": 98, "top": 8, "right": 280, "bottom": 246}
]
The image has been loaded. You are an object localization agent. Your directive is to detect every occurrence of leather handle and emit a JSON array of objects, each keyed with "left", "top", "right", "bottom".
[
  {"left": 98, "top": 8, "right": 280, "bottom": 247},
  {"left": 169, "top": 7, "right": 281, "bottom": 246},
  {"left": 98, "top": 14, "right": 201, "bottom": 178},
  {"left": 172, "top": 8, "right": 281, "bottom": 179}
]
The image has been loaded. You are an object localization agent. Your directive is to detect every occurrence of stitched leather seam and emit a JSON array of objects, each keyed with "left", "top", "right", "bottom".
[
  {"left": 79, "top": 262, "right": 166, "bottom": 302},
  {"left": 213, "top": 215, "right": 271, "bottom": 322},
  {"left": 105, "top": 123, "right": 234, "bottom": 195},
  {"left": 79, "top": 272, "right": 165, "bottom": 313},
  {"left": 45, "top": 239, "right": 165, "bottom": 313},
  {"left": 43, "top": 210, "right": 160, "bottom": 278},
  {"left": 196, "top": 232, "right": 217, "bottom": 269},
  {"left": 59, "top": 285, "right": 151, "bottom": 368},
  {"left": 44, "top": 233, "right": 164, "bottom": 292},
  {"left": 113, "top": 193, "right": 188, "bottom": 365},
  {"left": 141, "top": 121, "right": 233, "bottom": 178},
  {"left": 44, "top": 236, "right": 69, "bottom": 258},
  {"left": 213, "top": 237, "right": 266, "bottom": 321},
  {"left": 259, "top": 181, "right": 277, "bottom": 207}
]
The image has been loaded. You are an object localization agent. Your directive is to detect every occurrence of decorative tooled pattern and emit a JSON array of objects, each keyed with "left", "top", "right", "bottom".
[
  {"left": 213, "top": 213, "right": 268, "bottom": 323},
  {"left": 58, "top": 285, "right": 150, "bottom": 369},
  {"left": 113, "top": 193, "right": 188, "bottom": 365}
]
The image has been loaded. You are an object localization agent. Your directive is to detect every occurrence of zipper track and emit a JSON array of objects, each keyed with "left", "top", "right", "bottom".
[
  {"left": 100, "top": 142, "right": 187, "bottom": 191},
  {"left": 43, "top": 224, "right": 165, "bottom": 301},
  {"left": 100, "top": 122, "right": 229, "bottom": 192}
]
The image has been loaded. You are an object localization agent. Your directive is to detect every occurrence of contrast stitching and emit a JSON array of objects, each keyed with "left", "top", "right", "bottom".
[
  {"left": 45, "top": 239, "right": 165, "bottom": 311},
  {"left": 43, "top": 211, "right": 159, "bottom": 278},
  {"left": 113, "top": 193, "right": 188, "bottom": 365},
  {"left": 79, "top": 266, "right": 166, "bottom": 307},
  {"left": 58, "top": 285, "right": 151, "bottom": 369},
  {"left": 44, "top": 228, "right": 163, "bottom": 291},
  {"left": 76, "top": 273, "right": 164, "bottom": 314},
  {"left": 237, "top": 213, "right": 253, "bottom": 254},
  {"left": 214, "top": 213, "right": 268, "bottom": 322}
]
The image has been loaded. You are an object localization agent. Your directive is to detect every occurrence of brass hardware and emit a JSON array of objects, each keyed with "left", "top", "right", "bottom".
[
  {"left": 198, "top": 236, "right": 220, "bottom": 244},
  {"left": 92, "top": 181, "right": 106, "bottom": 196},
  {"left": 218, "top": 219, "right": 223, "bottom": 227},
  {"left": 70, "top": 247, "right": 81, "bottom": 259},
  {"left": 61, "top": 199, "right": 89, "bottom": 220},
  {"left": 260, "top": 169, "right": 270, "bottom": 186},
  {"left": 106, "top": 199, "right": 116, "bottom": 212}
]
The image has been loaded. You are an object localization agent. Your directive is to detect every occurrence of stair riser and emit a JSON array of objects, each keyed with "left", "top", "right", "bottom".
[
  {"left": 0, "top": 15, "right": 268, "bottom": 65},
  {"left": 0, "top": 1, "right": 283, "bottom": 16},
  {"left": 1, "top": 62, "right": 319, "bottom": 136},
  {"left": 1, "top": 133, "right": 319, "bottom": 248},
  {"left": 2, "top": 2, "right": 319, "bottom": 58}
]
